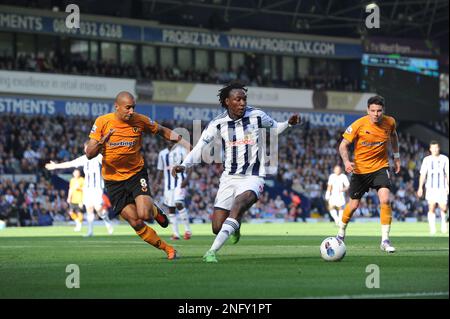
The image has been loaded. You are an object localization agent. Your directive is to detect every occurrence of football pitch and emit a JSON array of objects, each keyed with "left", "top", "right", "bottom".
[{"left": 0, "top": 222, "right": 448, "bottom": 299}]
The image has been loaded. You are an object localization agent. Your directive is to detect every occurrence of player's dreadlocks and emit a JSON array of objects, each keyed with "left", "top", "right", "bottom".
[{"left": 218, "top": 81, "right": 248, "bottom": 108}]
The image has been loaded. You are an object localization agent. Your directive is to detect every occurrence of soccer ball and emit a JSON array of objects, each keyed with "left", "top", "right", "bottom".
[{"left": 320, "top": 237, "right": 346, "bottom": 261}]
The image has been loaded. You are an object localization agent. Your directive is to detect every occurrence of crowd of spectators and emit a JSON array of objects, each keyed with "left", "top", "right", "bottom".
[
  {"left": 0, "top": 114, "right": 443, "bottom": 227},
  {"left": 0, "top": 53, "right": 361, "bottom": 92},
  {"left": 428, "top": 118, "right": 449, "bottom": 136},
  {"left": 0, "top": 177, "right": 68, "bottom": 226}
]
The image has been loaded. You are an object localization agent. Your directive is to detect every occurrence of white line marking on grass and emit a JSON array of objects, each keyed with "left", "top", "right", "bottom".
[
  {"left": 0, "top": 242, "right": 145, "bottom": 249},
  {"left": 349, "top": 248, "right": 449, "bottom": 251},
  {"left": 303, "top": 291, "right": 449, "bottom": 299}
]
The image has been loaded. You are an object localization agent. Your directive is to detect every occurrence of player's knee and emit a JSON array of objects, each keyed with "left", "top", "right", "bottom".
[
  {"left": 234, "top": 199, "right": 249, "bottom": 213},
  {"left": 379, "top": 199, "right": 390, "bottom": 206},
  {"left": 239, "top": 202, "right": 248, "bottom": 213},
  {"left": 129, "top": 219, "right": 145, "bottom": 230},
  {"left": 212, "top": 223, "right": 221, "bottom": 235},
  {"left": 349, "top": 202, "right": 359, "bottom": 211},
  {"left": 136, "top": 207, "right": 151, "bottom": 220}
]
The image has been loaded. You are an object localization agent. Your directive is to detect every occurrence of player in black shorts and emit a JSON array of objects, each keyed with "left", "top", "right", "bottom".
[
  {"left": 105, "top": 167, "right": 159, "bottom": 218},
  {"left": 337, "top": 96, "right": 401, "bottom": 253},
  {"left": 85, "top": 91, "right": 191, "bottom": 260},
  {"left": 348, "top": 168, "right": 392, "bottom": 200}
]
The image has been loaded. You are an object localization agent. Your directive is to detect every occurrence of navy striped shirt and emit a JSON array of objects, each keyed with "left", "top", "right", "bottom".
[
  {"left": 420, "top": 154, "right": 449, "bottom": 190},
  {"left": 157, "top": 145, "right": 187, "bottom": 191},
  {"left": 181, "top": 106, "right": 290, "bottom": 177}
]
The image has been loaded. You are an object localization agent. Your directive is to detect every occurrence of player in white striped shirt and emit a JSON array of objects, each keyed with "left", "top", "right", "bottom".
[
  {"left": 156, "top": 140, "right": 192, "bottom": 240},
  {"left": 45, "top": 142, "right": 114, "bottom": 237},
  {"left": 172, "top": 81, "right": 300, "bottom": 262},
  {"left": 417, "top": 141, "right": 449, "bottom": 234}
]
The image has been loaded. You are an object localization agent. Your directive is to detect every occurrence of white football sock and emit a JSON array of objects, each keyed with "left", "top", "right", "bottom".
[
  {"left": 440, "top": 212, "right": 447, "bottom": 233},
  {"left": 178, "top": 208, "right": 191, "bottom": 233},
  {"left": 337, "top": 221, "right": 347, "bottom": 238},
  {"left": 86, "top": 212, "right": 95, "bottom": 236},
  {"left": 381, "top": 224, "right": 391, "bottom": 242},
  {"left": 428, "top": 212, "right": 436, "bottom": 234},
  {"left": 210, "top": 218, "right": 240, "bottom": 252},
  {"left": 169, "top": 213, "right": 180, "bottom": 237},
  {"left": 74, "top": 219, "right": 82, "bottom": 231},
  {"left": 338, "top": 209, "right": 344, "bottom": 221},
  {"left": 329, "top": 209, "right": 339, "bottom": 224},
  {"left": 99, "top": 210, "right": 113, "bottom": 234}
]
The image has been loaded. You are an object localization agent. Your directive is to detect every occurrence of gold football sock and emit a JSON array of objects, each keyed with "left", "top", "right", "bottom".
[
  {"left": 341, "top": 204, "right": 353, "bottom": 224},
  {"left": 380, "top": 204, "right": 392, "bottom": 225},
  {"left": 136, "top": 225, "right": 168, "bottom": 250}
]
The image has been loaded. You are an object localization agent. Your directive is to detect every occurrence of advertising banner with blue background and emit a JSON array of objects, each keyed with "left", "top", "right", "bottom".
[
  {"left": 0, "top": 6, "right": 362, "bottom": 58},
  {"left": 0, "top": 95, "right": 360, "bottom": 128},
  {"left": 144, "top": 27, "right": 362, "bottom": 58},
  {"left": 0, "top": 9, "right": 141, "bottom": 41}
]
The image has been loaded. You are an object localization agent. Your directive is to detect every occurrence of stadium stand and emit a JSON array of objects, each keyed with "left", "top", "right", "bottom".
[
  {"left": 0, "top": 53, "right": 361, "bottom": 91},
  {"left": 0, "top": 114, "right": 441, "bottom": 226}
]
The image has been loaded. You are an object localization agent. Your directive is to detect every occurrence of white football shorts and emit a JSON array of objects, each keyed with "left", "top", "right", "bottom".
[
  {"left": 164, "top": 187, "right": 186, "bottom": 207},
  {"left": 425, "top": 189, "right": 448, "bottom": 205},
  {"left": 214, "top": 175, "right": 265, "bottom": 211},
  {"left": 83, "top": 188, "right": 103, "bottom": 209},
  {"left": 328, "top": 195, "right": 346, "bottom": 208}
]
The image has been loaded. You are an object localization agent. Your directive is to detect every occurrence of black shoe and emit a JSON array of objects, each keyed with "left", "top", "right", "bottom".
[{"left": 153, "top": 203, "right": 169, "bottom": 228}]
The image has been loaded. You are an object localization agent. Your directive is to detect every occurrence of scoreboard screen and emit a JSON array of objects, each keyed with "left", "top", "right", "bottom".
[
  {"left": 361, "top": 53, "right": 440, "bottom": 121},
  {"left": 362, "top": 54, "right": 439, "bottom": 77}
]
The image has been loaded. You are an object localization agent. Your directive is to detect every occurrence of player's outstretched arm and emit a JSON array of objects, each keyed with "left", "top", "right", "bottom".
[
  {"left": 171, "top": 139, "right": 206, "bottom": 177},
  {"left": 45, "top": 156, "right": 85, "bottom": 170},
  {"left": 288, "top": 114, "right": 301, "bottom": 126},
  {"left": 171, "top": 121, "right": 219, "bottom": 177},
  {"left": 157, "top": 125, "right": 192, "bottom": 151},
  {"left": 273, "top": 113, "right": 301, "bottom": 135}
]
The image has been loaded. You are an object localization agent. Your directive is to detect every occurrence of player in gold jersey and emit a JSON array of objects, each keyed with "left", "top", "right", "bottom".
[
  {"left": 86, "top": 91, "right": 191, "bottom": 260},
  {"left": 67, "top": 168, "right": 84, "bottom": 232},
  {"left": 337, "top": 95, "right": 400, "bottom": 253}
]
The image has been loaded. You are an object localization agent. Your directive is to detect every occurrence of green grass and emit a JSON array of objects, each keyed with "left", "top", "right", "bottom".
[{"left": 0, "top": 222, "right": 448, "bottom": 299}]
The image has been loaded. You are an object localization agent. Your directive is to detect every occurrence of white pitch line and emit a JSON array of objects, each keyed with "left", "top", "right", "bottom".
[
  {"left": 0, "top": 242, "right": 146, "bottom": 248},
  {"left": 303, "top": 291, "right": 449, "bottom": 299}
]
